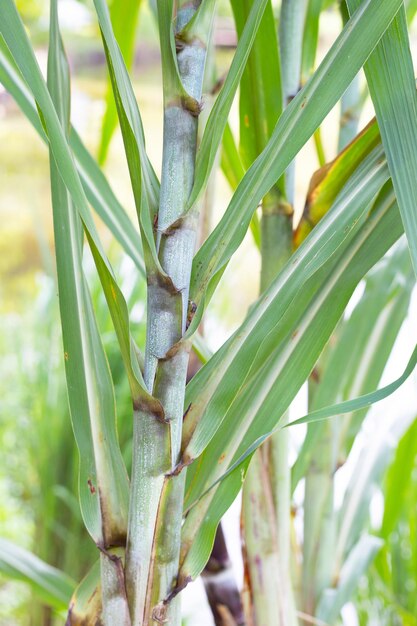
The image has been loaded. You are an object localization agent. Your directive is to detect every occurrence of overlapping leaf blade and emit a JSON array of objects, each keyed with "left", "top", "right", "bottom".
[
  {"left": 182, "top": 145, "right": 390, "bottom": 461},
  {"left": 0, "top": 0, "right": 160, "bottom": 420},
  {"left": 293, "top": 243, "right": 414, "bottom": 490},
  {"left": 98, "top": 0, "right": 143, "bottom": 164},
  {"left": 0, "top": 33, "right": 145, "bottom": 274},
  {"left": 189, "top": 0, "right": 403, "bottom": 315},
  {"left": 179, "top": 161, "right": 405, "bottom": 582},
  {"left": 346, "top": 1, "right": 417, "bottom": 276},
  {"left": 47, "top": 0, "right": 130, "bottom": 545},
  {"left": 94, "top": 0, "right": 163, "bottom": 280}
]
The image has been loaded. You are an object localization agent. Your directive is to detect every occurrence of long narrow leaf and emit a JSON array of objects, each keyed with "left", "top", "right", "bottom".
[
  {"left": 47, "top": 0, "right": 130, "bottom": 546},
  {"left": 189, "top": 0, "right": 402, "bottom": 315},
  {"left": 0, "top": 538, "right": 74, "bottom": 610},
  {"left": 0, "top": 0, "right": 159, "bottom": 418},
  {"left": 179, "top": 173, "right": 404, "bottom": 583},
  {"left": 346, "top": 1, "right": 417, "bottom": 275},
  {"left": 183, "top": 146, "right": 390, "bottom": 461},
  {"left": 0, "top": 33, "right": 145, "bottom": 275},
  {"left": 293, "top": 243, "right": 413, "bottom": 490}
]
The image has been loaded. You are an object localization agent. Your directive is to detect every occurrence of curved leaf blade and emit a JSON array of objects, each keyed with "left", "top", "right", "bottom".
[
  {"left": 346, "top": 2, "right": 417, "bottom": 276},
  {"left": 190, "top": 0, "right": 402, "bottom": 309},
  {"left": 0, "top": 538, "right": 74, "bottom": 610}
]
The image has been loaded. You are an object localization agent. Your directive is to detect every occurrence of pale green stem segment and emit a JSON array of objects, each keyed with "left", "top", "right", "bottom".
[
  {"left": 242, "top": 449, "right": 288, "bottom": 625},
  {"left": 301, "top": 422, "right": 337, "bottom": 619},
  {"left": 100, "top": 551, "right": 132, "bottom": 626},
  {"left": 338, "top": 2, "right": 362, "bottom": 151},
  {"left": 279, "top": 0, "right": 308, "bottom": 205},
  {"left": 241, "top": 4, "right": 306, "bottom": 623},
  {"left": 125, "top": 3, "right": 210, "bottom": 624},
  {"left": 338, "top": 73, "right": 362, "bottom": 152},
  {"left": 242, "top": 195, "right": 297, "bottom": 626}
]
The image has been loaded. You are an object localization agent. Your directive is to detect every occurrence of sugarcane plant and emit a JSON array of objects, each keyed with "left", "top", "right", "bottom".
[{"left": 2, "top": 0, "right": 417, "bottom": 624}]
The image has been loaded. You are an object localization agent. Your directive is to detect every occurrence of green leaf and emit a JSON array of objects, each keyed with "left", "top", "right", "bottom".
[
  {"left": 98, "top": 0, "right": 143, "bottom": 164},
  {"left": 0, "top": 0, "right": 160, "bottom": 422},
  {"left": 47, "top": 0, "right": 130, "bottom": 545},
  {"left": 94, "top": 0, "right": 163, "bottom": 277},
  {"left": 230, "top": 0, "right": 283, "bottom": 177},
  {"left": 179, "top": 163, "right": 403, "bottom": 583},
  {"left": 183, "top": 146, "right": 390, "bottom": 462},
  {"left": 0, "top": 538, "right": 75, "bottom": 610},
  {"left": 220, "top": 122, "right": 246, "bottom": 191},
  {"left": 346, "top": 2, "right": 417, "bottom": 276},
  {"left": 0, "top": 33, "right": 145, "bottom": 275},
  {"left": 67, "top": 560, "right": 102, "bottom": 624},
  {"left": 220, "top": 122, "right": 261, "bottom": 248},
  {"left": 287, "top": 341, "right": 417, "bottom": 429},
  {"left": 292, "top": 242, "right": 413, "bottom": 490},
  {"left": 190, "top": 0, "right": 403, "bottom": 310},
  {"left": 71, "top": 129, "right": 146, "bottom": 276},
  {"left": 187, "top": 0, "right": 270, "bottom": 209}
]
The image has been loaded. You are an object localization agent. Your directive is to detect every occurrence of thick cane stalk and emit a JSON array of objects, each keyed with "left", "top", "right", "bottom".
[
  {"left": 241, "top": 4, "right": 307, "bottom": 623},
  {"left": 125, "top": 2, "right": 211, "bottom": 624},
  {"left": 241, "top": 191, "right": 296, "bottom": 626}
]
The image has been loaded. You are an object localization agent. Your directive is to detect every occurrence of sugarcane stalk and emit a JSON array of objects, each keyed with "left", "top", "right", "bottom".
[
  {"left": 338, "top": 1, "right": 362, "bottom": 151},
  {"left": 279, "top": 0, "right": 308, "bottom": 204},
  {"left": 301, "top": 421, "right": 337, "bottom": 620},
  {"left": 241, "top": 188, "right": 296, "bottom": 626},
  {"left": 240, "top": 3, "right": 306, "bottom": 623},
  {"left": 125, "top": 2, "right": 212, "bottom": 624},
  {"left": 241, "top": 4, "right": 307, "bottom": 623},
  {"left": 242, "top": 448, "right": 287, "bottom": 626}
]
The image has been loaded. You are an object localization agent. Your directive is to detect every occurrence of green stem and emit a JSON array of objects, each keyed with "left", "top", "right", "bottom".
[
  {"left": 279, "top": 0, "right": 308, "bottom": 204},
  {"left": 301, "top": 421, "right": 337, "bottom": 620},
  {"left": 242, "top": 192, "right": 296, "bottom": 626},
  {"left": 101, "top": 551, "right": 132, "bottom": 626},
  {"left": 338, "top": 2, "right": 362, "bottom": 152},
  {"left": 279, "top": 0, "right": 308, "bottom": 105},
  {"left": 125, "top": 3, "right": 210, "bottom": 624},
  {"left": 241, "top": 4, "right": 309, "bottom": 622},
  {"left": 242, "top": 448, "right": 287, "bottom": 626}
]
